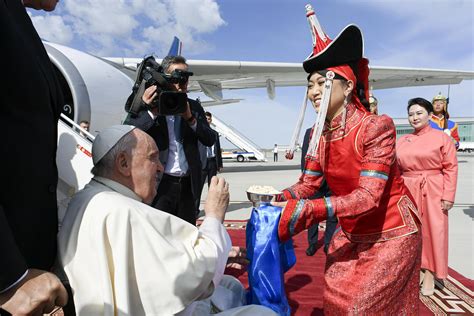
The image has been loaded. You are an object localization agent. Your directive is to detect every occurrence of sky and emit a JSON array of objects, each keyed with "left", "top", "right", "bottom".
[{"left": 29, "top": 0, "right": 473, "bottom": 149}]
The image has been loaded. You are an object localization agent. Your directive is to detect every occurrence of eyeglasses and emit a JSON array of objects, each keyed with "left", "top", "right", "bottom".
[{"left": 165, "top": 69, "right": 194, "bottom": 85}]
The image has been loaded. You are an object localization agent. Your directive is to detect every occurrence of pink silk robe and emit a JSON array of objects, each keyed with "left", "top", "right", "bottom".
[{"left": 396, "top": 124, "right": 458, "bottom": 279}]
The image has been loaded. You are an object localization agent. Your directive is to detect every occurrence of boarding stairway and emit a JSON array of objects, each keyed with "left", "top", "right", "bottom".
[
  {"left": 56, "top": 114, "right": 94, "bottom": 224},
  {"left": 210, "top": 114, "right": 267, "bottom": 161}
]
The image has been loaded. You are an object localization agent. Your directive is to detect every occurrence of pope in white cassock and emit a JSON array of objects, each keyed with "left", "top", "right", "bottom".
[{"left": 57, "top": 125, "right": 275, "bottom": 315}]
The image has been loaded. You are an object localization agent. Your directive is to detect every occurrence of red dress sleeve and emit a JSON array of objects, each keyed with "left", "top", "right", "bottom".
[
  {"left": 276, "top": 157, "right": 325, "bottom": 201},
  {"left": 278, "top": 115, "right": 396, "bottom": 241}
]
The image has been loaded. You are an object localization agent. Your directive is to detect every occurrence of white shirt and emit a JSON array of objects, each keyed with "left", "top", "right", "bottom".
[
  {"left": 58, "top": 177, "right": 231, "bottom": 315},
  {"left": 207, "top": 144, "right": 216, "bottom": 159},
  {"left": 164, "top": 115, "right": 197, "bottom": 176}
]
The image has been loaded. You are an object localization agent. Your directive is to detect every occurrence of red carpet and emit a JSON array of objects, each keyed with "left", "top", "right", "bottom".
[
  {"left": 419, "top": 268, "right": 473, "bottom": 315},
  {"left": 225, "top": 228, "right": 473, "bottom": 316},
  {"left": 51, "top": 224, "right": 472, "bottom": 316}
]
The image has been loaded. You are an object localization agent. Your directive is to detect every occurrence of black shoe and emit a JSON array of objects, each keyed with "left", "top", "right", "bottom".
[
  {"left": 306, "top": 244, "right": 317, "bottom": 256},
  {"left": 323, "top": 244, "right": 329, "bottom": 255}
]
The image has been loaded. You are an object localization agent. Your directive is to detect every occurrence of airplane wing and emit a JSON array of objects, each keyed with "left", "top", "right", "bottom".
[
  {"left": 367, "top": 66, "right": 474, "bottom": 89},
  {"left": 104, "top": 57, "right": 474, "bottom": 101}
]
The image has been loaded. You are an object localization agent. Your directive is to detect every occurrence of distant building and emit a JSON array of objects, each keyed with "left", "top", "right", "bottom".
[{"left": 393, "top": 117, "right": 474, "bottom": 142}]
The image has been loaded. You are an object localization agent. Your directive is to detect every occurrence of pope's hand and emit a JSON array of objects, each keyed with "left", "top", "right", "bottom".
[{"left": 204, "top": 176, "right": 229, "bottom": 222}]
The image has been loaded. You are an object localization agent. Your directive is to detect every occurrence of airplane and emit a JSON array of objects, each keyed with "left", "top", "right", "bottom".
[
  {"left": 50, "top": 37, "right": 473, "bottom": 221},
  {"left": 44, "top": 39, "right": 474, "bottom": 136}
]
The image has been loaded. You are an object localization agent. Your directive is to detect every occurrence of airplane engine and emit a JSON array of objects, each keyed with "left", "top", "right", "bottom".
[{"left": 44, "top": 42, "right": 135, "bottom": 134}]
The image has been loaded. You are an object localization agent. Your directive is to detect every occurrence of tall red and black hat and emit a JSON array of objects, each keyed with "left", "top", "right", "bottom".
[{"left": 302, "top": 4, "right": 370, "bottom": 103}]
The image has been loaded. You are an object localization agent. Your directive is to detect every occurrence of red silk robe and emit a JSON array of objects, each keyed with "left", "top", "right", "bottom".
[{"left": 277, "top": 102, "right": 422, "bottom": 314}]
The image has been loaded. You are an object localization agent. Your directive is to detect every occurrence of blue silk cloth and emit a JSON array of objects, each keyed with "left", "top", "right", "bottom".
[{"left": 246, "top": 203, "right": 296, "bottom": 316}]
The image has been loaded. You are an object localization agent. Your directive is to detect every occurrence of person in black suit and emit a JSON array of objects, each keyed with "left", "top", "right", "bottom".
[
  {"left": 124, "top": 55, "right": 215, "bottom": 225},
  {"left": 301, "top": 128, "right": 338, "bottom": 256},
  {"left": 202, "top": 112, "right": 223, "bottom": 186},
  {"left": 0, "top": 0, "right": 68, "bottom": 314},
  {"left": 195, "top": 112, "right": 223, "bottom": 213}
]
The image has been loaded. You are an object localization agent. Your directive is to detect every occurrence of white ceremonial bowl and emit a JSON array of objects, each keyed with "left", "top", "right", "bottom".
[{"left": 247, "top": 191, "right": 278, "bottom": 208}]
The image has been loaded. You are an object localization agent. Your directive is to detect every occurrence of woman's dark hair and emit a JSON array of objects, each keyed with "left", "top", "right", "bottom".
[
  {"left": 347, "top": 62, "right": 370, "bottom": 112},
  {"left": 355, "top": 82, "right": 369, "bottom": 111},
  {"left": 407, "top": 97, "right": 433, "bottom": 113}
]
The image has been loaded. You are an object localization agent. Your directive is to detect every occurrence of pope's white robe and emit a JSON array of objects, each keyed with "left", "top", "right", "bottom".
[{"left": 58, "top": 177, "right": 231, "bottom": 315}]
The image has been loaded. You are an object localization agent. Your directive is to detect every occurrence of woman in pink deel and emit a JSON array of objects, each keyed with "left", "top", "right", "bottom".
[{"left": 396, "top": 97, "right": 458, "bottom": 296}]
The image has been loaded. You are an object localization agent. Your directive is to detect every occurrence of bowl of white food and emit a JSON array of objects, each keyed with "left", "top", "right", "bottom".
[{"left": 246, "top": 185, "right": 281, "bottom": 207}]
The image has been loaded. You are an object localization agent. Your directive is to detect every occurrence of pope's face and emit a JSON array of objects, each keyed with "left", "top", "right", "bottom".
[
  {"left": 130, "top": 132, "right": 163, "bottom": 204},
  {"left": 408, "top": 104, "right": 431, "bottom": 130}
]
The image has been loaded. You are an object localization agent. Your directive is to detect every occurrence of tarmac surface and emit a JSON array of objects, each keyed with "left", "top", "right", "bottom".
[{"left": 198, "top": 152, "right": 474, "bottom": 280}]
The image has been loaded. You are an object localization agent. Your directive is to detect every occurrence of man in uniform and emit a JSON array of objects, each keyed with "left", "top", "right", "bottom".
[
  {"left": 369, "top": 92, "right": 378, "bottom": 115},
  {"left": 430, "top": 92, "right": 460, "bottom": 148}
]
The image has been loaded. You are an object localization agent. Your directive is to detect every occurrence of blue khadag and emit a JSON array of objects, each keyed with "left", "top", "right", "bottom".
[{"left": 246, "top": 203, "right": 296, "bottom": 316}]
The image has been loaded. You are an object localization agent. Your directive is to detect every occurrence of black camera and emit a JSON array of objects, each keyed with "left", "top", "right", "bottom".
[{"left": 125, "top": 56, "right": 194, "bottom": 117}]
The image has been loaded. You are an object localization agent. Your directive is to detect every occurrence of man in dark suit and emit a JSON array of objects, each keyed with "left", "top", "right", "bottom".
[
  {"left": 202, "top": 112, "right": 223, "bottom": 186},
  {"left": 195, "top": 112, "right": 223, "bottom": 212},
  {"left": 0, "top": 0, "right": 68, "bottom": 314},
  {"left": 301, "top": 128, "right": 338, "bottom": 256},
  {"left": 124, "top": 55, "right": 215, "bottom": 225}
]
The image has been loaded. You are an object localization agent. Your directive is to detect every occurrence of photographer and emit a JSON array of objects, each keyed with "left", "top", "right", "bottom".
[{"left": 124, "top": 55, "right": 215, "bottom": 225}]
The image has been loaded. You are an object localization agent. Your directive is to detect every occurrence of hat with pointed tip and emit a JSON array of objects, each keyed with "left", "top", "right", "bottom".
[
  {"left": 432, "top": 92, "right": 447, "bottom": 103},
  {"left": 302, "top": 4, "right": 364, "bottom": 74},
  {"left": 302, "top": 4, "right": 371, "bottom": 108}
]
